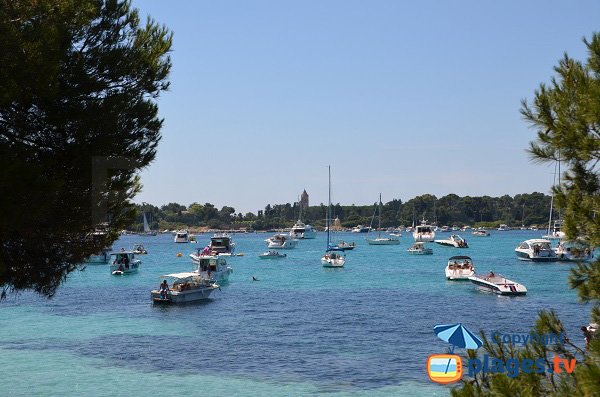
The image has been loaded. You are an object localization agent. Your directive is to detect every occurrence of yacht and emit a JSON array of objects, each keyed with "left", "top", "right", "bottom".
[
  {"left": 407, "top": 242, "right": 433, "bottom": 255},
  {"left": 266, "top": 234, "right": 298, "bottom": 249},
  {"left": 515, "top": 239, "right": 557, "bottom": 262},
  {"left": 289, "top": 220, "right": 317, "bottom": 239},
  {"left": 209, "top": 233, "right": 235, "bottom": 255},
  {"left": 151, "top": 273, "right": 219, "bottom": 304},
  {"left": 331, "top": 241, "right": 356, "bottom": 251},
  {"left": 445, "top": 256, "right": 475, "bottom": 280},
  {"left": 434, "top": 234, "right": 469, "bottom": 248},
  {"left": 174, "top": 230, "right": 189, "bottom": 243},
  {"left": 109, "top": 251, "right": 141, "bottom": 275},
  {"left": 439, "top": 225, "right": 450, "bottom": 233},
  {"left": 543, "top": 220, "right": 566, "bottom": 240},
  {"left": 468, "top": 273, "right": 527, "bottom": 296},
  {"left": 351, "top": 225, "right": 370, "bottom": 233},
  {"left": 413, "top": 219, "right": 435, "bottom": 242},
  {"left": 472, "top": 229, "right": 490, "bottom": 237},
  {"left": 190, "top": 252, "right": 233, "bottom": 282},
  {"left": 497, "top": 224, "right": 511, "bottom": 231}
]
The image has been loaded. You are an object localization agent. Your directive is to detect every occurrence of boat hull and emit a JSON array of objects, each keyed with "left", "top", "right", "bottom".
[
  {"left": 151, "top": 286, "right": 217, "bottom": 303},
  {"left": 366, "top": 238, "right": 400, "bottom": 245}
]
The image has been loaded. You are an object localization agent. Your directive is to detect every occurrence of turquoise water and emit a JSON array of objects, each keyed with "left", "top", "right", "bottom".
[{"left": 0, "top": 230, "right": 590, "bottom": 396}]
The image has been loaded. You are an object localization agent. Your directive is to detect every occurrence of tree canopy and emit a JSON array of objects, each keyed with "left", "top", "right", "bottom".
[
  {"left": 0, "top": 0, "right": 172, "bottom": 298},
  {"left": 453, "top": 32, "right": 600, "bottom": 396}
]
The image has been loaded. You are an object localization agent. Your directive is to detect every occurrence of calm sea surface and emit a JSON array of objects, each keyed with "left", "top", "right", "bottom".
[{"left": 0, "top": 230, "right": 591, "bottom": 396}]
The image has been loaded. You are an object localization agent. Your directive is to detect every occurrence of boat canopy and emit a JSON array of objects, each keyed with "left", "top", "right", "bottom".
[
  {"left": 449, "top": 256, "right": 472, "bottom": 260},
  {"left": 161, "top": 272, "right": 201, "bottom": 280}
]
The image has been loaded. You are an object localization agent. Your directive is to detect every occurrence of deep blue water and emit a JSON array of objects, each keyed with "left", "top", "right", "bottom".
[{"left": 0, "top": 230, "right": 591, "bottom": 396}]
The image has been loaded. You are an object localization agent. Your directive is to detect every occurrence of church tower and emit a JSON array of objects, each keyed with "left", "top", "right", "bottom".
[{"left": 300, "top": 189, "right": 309, "bottom": 212}]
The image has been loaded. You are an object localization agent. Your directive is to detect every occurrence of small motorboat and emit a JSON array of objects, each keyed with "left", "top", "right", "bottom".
[
  {"left": 151, "top": 273, "right": 219, "bottom": 304},
  {"left": 554, "top": 240, "right": 594, "bottom": 262},
  {"left": 468, "top": 272, "right": 527, "bottom": 296},
  {"left": 132, "top": 243, "right": 148, "bottom": 254},
  {"left": 407, "top": 242, "right": 433, "bottom": 255},
  {"left": 321, "top": 250, "right": 345, "bottom": 268},
  {"left": 265, "top": 234, "right": 297, "bottom": 249},
  {"left": 333, "top": 241, "right": 356, "bottom": 251},
  {"left": 434, "top": 234, "right": 469, "bottom": 248},
  {"left": 259, "top": 250, "right": 287, "bottom": 259},
  {"left": 471, "top": 230, "right": 490, "bottom": 237},
  {"left": 109, "top": 251, "right": 141, "bottom": 275},
  {"left": 445, "top": 256, "right": 475, "bottom": 280}
]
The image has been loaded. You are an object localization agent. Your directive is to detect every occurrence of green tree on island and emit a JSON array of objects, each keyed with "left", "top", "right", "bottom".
[
  {"left": 452, "top": 33, "right": 600, "bottom": 396},
  {"left": 0, "top": 0, "right": 172, "bottom": 298}
]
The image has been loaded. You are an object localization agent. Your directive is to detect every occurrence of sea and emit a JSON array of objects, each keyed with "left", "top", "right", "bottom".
[{"left": 0, "top": 230, "right": 591, "bottom": 396}]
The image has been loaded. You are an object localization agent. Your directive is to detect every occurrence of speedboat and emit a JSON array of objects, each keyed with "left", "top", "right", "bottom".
[
  {"left": 174, "top": 230, "right": 189, "bottom": 243},
  {"left": 445, "top": 256, "right": 475, "bottom": 280},
  {"left": 439, "top": 226, "right": 450, "bottom": 232},
  {"left": 259, "top": 250, "right": 287, "bottom": 259},
  {"left": 332, "top": 241, "right": 356, "bottom": 251},
  {"left": 132, "top": 243, "right": 148, "bottom": 254},
  {"left": 289, "top": 220, "right": 317, "bottom": 239},
  {"left": 497, "top": 224, "right": 511, "bottom": 231},
  {"left": 468, "top": 273, "right": 527, "bottom": 296},
  {"left": 109, "top": 251, "right": 141, "bottom": 275},
  {"left": 190, "top": 253, "right": 233, "bottom": 282},
  {"left": 434, "top": 234, "right": 469, "bottom": 248},
  {"left": 413, "top": 219, "right": 435, "bottom": 242},
  {"left": 472, "top": 230, "right": 490, "bottom": 237},
  {"left": 515, "top": 239, "right": 557, "bottom": 262},
  {"left": 351, "top": 225, "right": 370, "bottom": 233},
  {"left": 554, "top": 240, "right": 594, "bottom": 262},
  {"left": 209, "top": 233, "right": 235, "bottom": 255},
  {"left": 407, "top": 242, "right": 433, "bottom": 255},
  {"left": 266, "top": 234, "right": 298, "bottom": 249},
  {"left": 151, "top": 273, "right": 219, "bottom": 304}
]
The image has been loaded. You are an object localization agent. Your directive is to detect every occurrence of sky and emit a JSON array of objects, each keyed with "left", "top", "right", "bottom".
[{"left": 131, "top": 0, "right": 600, "bottom": 214}]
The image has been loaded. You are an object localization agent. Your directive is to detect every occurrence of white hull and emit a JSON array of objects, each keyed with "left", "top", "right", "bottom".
[
  {"left": 366, "top": 237, "right": 400, "bottom": 245},
  {"left": 468, "top": 275, "right": 527, "bottom": 296},
  {"left": 445, "top": 267, "right": 474, "bottom": 280},
  {"left": 151, "top": 286, "right": 217, "bottom": 303},
  {"left": 407, "top": 247, "right": 432, "bottom": 255},
  {"left": 321, "top": 256, "right": 345, "bottom": 267}
]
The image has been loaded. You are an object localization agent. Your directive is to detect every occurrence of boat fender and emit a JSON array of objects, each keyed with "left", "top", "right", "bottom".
[{"left": 177, "top": 253, "right": 182, "bottom": 257}]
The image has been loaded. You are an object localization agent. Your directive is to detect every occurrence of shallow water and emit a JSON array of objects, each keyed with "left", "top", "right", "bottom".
[{"left": 0, "top": 230, "right": 590, "bottom": 396}]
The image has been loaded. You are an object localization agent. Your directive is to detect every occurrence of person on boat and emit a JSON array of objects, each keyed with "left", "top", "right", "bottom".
[
  {"left": 487, "top": 271, "right": 495, "bottom": 278},
  {"left": 159, "top": 280, "right": 169, "bottom": 299}
]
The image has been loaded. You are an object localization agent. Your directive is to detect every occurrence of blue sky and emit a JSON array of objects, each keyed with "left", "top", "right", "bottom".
[{"left": 132, "top": 0, "right": 600, "bottom": 214}]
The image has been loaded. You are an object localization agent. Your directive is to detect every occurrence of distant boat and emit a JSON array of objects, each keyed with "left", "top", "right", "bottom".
[
  {"left": 331, "top": 241, "right": 356, "bottom": 251},
  {"left": 259, "top": 250, "right": 287, "bottom": 259},
  {"left": 142, "top": 213, "right": 157, "bottom": 236},
  {"left": 434, "top": 234, "right": 468, "bottom": 248},
  {"left": 110, "top": 251, "right": 141, "bottom": 275},
  {"left": 414, "top": 218, "right": 435, "bottom": 242},
  {"left": 366, "top": 194, "right": 400, "bottom": 245},
  {"left": 472, "top": 230, "right": 490, "bottom": 237},
  {"left": 407, "top": 241, "right": 432, "bottom": 255},
  {"left": 174, "top": 230, "right": 189, "bottom": 243},
  {"left": 322, "top": 166, "right": 345, "bottom": 268},
  {"left": 289, "top": 220, "right": 317, "bottom": 239},
  {"left": 209, "top": 233, "right": 235, "bottom": 255},
  {"left": 351, "top": 225, "right": 370, "bottom": 233},
  {"left": 266, "top": 234, "right": 297, "bottom": 249},
  {"left": 497, "top": 224, "right": 511, "bottom": 231}
]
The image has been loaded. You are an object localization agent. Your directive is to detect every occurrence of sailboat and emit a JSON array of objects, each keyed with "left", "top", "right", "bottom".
[
  {"left": 542, "top": 160, "right": 565, "bottom": 240},
  {"left": 143, "top": 212, "right": 157, "bottom": 236},
  {"left": 366, "top": 194, "right": 400, "bottom": 245},
  {"left": 321, "top": 166, "right": 346, "bottom": 268}
]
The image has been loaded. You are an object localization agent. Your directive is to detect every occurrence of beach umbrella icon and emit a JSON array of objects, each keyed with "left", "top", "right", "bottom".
[
  {"left": 434, "top": 323, "right": 483, "bottom": 352},
  {"left": 434, "top": 323, "right": 483, "bottom": 374}
]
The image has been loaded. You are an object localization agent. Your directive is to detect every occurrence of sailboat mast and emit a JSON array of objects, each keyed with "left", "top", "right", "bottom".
[
  {"left": 378, "top": 193, "right": 382, "bottom": 237},
  {"left": 327, "top": 166, "right": 331, "bottom": 249}
]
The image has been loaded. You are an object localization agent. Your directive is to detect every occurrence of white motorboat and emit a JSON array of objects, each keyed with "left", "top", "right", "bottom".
[
  {"left": 554, "top": 240, "right": 594, "bottom": 262},
  {"left": 322, "top": 166, "right": 345, "bottom": 268},
  {"left": 109, "top": 251, "right": 141, "bottom": 275},
  {"left": 407, "top": 242, "right": 433, "bottom": 255},
  {"left": 151, "top": 273, "right": 219, "bottom": 304},
  {"left": 445, "top": 256, "right": 475, "bottom": 280},
  {"left": 259, "top": 250, "right": 287, "bottom": 259},
  {"left": 174, "top": 230, "right": 189, "bottom": 243},
  {"left": 468, "top": 273, "right": 527, "bottom": 296},
  {"left": 413, "top": 219, "right": 435, "bottom": 242},
  {"left": 190, "top": 253, "right": 233, "bottom": 282},
  {"left": 472, "top": 230, "right": 490, "bottom": 237},
  {"left": 434, "top": 234, "right": 469, "bottom": 248},
  {"left": 330, "top": 241, "right": 356, "bottom": 251},
  {"left": 132, "top": 243, "right": 148, "bottom": 254},
  {"left": 515, "top": 239, "right": 557, "bottom": 262},
  {"left": 351, "top": 225, "right": 370, "bottom": 233},
  {"left": 209, "top": 233, "right": 235, "bottom": 255},
  {"left": 366, "top": 194, "right": 400, "bottom": 245},
  {"left": 289, "top": 220, "right": 317, "bottom": 239},
  {"left": 439, "top": 226, "right": 450, "bottom": 232},
  {"left": 266, "top": 234, "right": 297, "bottom": 249},
  {"left": 497, "top": 224, "right": 511, "bottom": 231}
]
